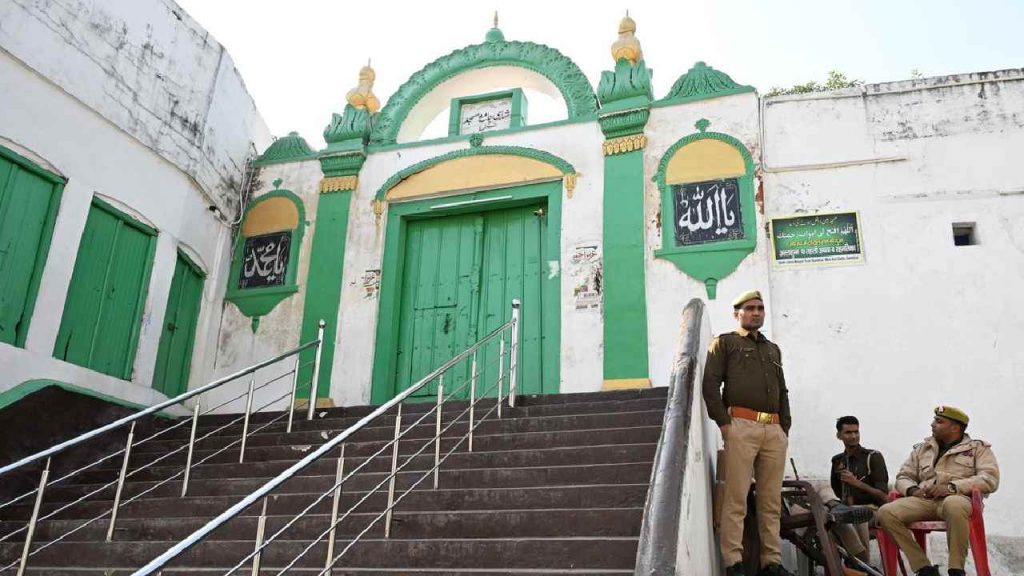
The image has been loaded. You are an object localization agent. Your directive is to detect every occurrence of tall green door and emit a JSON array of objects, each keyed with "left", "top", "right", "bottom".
[
  {"left": 153, "top": 252, "right": 205, "bottom": 397},
  {"left": 0, "top": 148, "right": 63, "bottom": 347},
  {"left": 393, "top": 203, "right": 547, "bottom": 399},
  {"left": 54, "top": 201, "right": 156, "bottom": 379}
]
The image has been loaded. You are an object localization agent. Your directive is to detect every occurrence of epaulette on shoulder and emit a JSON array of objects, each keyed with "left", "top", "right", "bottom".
[
  {"left": 970, "top": 438, "right": 991, "bottom": 448},
  {"left": 912, "top": 442, "right": 925, "bottom": 450},
  {"left": 717, "top": 332, "right": 739, "bottom": 339}
]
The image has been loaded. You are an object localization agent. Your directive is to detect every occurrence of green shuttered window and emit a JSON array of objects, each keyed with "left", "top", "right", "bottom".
[
  {"left": 0, "top": 146, "right": 64, "bottom": 347},
  {"left": 54, "top": 200, "right": 156, "bottom": 379}
]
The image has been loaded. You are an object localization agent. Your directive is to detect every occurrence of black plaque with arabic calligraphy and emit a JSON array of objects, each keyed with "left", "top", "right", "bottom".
[
  {"left": 238, "top": 231, "right": 291, "bottom": 289},
  {"left": 672, "top": 178, "right": 744, "bottom": 246}
]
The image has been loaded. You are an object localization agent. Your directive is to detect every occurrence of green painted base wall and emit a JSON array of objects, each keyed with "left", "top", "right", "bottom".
[
  {"left": 299, "top": 190, "right": 353, "bottom": 399},
  {"left": 602, "top": 150, "right": 650, "bottom": 380}
]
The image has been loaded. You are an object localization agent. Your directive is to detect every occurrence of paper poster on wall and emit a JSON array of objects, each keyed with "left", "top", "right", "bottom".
[
  {"left": 571, "top": 244, "right": 602, "bottom": 310},
  {"left": 361, "top": 269, "right": 381, "bottom": 299},
  {"left": 770, "top": 211, "right": 864, "bottom": 267},
  {"left": 239, "top": 231, "right": 291, "bottom": 289},
  {"left": 672, "top": 178, "right": 744, "bottom": 246}
]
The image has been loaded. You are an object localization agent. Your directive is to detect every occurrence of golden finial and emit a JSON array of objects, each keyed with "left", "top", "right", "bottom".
[
  {"left": 494, "top": 11, "right": 499, "bottom": 28},
  {"left": 611, "top": 11, "right": 643, "bottom": 65},
  {"left": 346, "top": 60, "right": 380, "bottom": 113}
]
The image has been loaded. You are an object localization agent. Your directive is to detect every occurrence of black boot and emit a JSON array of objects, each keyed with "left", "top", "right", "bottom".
[
  {"left": 757, "top": 564, "right": 794, "bottom": 576},
  {"left": 914, "top": 566, "right": 940, "bottom": 576},
  {"left": 947, "top": 569, "right": 966, "bottom": 576},
  {"left": 827, "top": 503, "right": 874, "bottom": 525},
  {"left": 725, "top": 562, "right": 746, "bottom": 576}
]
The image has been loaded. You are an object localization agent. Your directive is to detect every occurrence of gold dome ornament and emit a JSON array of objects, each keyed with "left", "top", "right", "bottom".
[
  {"left": 346, "top": 61, "right": 381, "bottom": 113},
  {"left": 611, "top": 12, "right": 643, "bottom": 65}
]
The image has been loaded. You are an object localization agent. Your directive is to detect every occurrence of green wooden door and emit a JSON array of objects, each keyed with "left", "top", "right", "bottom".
[
  {"left": 54, "top": 201, "right": 156, "bottom": 379},
  {"left": 0, "top": 150, "right": 63, "bottom": 347},
  {"left": 152, "top": 252, "right": 204, "bottom": 397},
  {"left": 393, "top": 204, "right": 546, "bottom": 400}
]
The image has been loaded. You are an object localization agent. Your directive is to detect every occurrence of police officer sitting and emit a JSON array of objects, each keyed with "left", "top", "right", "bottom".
[{"left": 876, "top": 406, "right": 1000, "bottom": 576}]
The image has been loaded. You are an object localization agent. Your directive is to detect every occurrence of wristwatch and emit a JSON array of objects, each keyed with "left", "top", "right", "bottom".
[{"left": 947, "top": 482, "right": 958, "bottom": 494}]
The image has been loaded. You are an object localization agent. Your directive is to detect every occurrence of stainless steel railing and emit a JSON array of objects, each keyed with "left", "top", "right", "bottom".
[
  {"left": 132, "top": 300, "right": 522, "bottom": 575},
  {"left": 0, "top": 321, "right": 328, "bottom": 575}
]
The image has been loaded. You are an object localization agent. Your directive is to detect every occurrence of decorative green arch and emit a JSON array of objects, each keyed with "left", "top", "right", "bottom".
[
  {"left": 375, "top": 145, "right": 577, "bottom": 202},
  {"left": 369, "top": 40, "right": 599, "bottom": 146},
  {"left": 653, "top": 125, "right": 758, "bottom": 300}
]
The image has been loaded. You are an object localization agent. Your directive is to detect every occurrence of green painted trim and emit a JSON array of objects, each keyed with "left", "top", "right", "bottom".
[
  {"left": 91, "top": 196, "right": 159, "bottom": 237},
  {"left": 365, "top": 117, "right": 595, "bottom": 155},
  {"left": 320, "top": 152, "right": 367, "bottom": 178},
  {"left": 254, "top": 132, "right": 317, "bottom": 166},
  {"left": 323, "top": 104, "right": 373, "bottom": 154},
  {"left": 0, "top": 380, "right": 175, "bottom": 418},
  {"left": 655, "top": 61, "right": 756, "bottom": 108},
  {"left": 370, "top": 40, "right": 598, "bottom": 146},
  {"left": 374, "top": 145, "right": 576, "bottom": 202},
  {"left": 652, "top": 130, "right": 757, "bottom": 298},
  {"left": 602, "top": 148, "right": 649, "bottom": 381},
  {"left": 0, "top": 144, "right": 66, "bottom": 348},
  {"left": 0, "top": 145, "right": 65, "bottom": 184},
  {"left": 597, "top": 59, "right": 653, "bottom": 112},
  {"left": 447, "top": 88, "right": 527, "bottom": 136},
  {"left": 370, "top": 181, "right": 562, "bottom": 405},
  {"left": 298, "top": 190, "right": 353, "bottom": 401},
  {"left": 224, "top": 188, "right": 307, "bottom": 329}
]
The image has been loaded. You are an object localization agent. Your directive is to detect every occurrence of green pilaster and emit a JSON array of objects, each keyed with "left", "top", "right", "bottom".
[
  {"left": 598, "top": 58, "right": 653, "bottom": 389},
  {"left": 298, "top": 104, "right": 371, "bottom": 402}
]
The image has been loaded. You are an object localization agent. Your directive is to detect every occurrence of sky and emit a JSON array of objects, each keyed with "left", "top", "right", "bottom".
[{"left": 173, "top": 0, "right": 1024, "bottom": 149}]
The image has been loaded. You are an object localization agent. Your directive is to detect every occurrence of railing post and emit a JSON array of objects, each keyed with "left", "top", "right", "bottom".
[
  {"left": 469, "top": 351, "right": 477, "bottom": 452},
  {"left": 16, "top": 458, "right": 49, "bottom": 576},
  {"left": 434, "top": 375, "right": 444, "bottom": 490},
  {"left": 384, "top": 404, "right": 402, "bottom": 538},
  {"left": 181, "top": 401, "right": 201, "bottom": 497},
  {"left": 497, "top": 334, "right": 505, "bottom": 419},
  {"left": 239, "top": 372, "right": 256, "bottom": 464},
  {"left": 286, "top": 354, "right": 301, "bottom": 433},
  {"left": 106, "top": 422, "right": 136, "bottom": 542},
  {"left": 307, "top": 319, "right": 326, "bottom": 421},
  {"left": 509, "top": 299, "right": 521, "bottom": 408},
  {"left": 251, "top": 498, "right": 268, "bottom": 576},
  {"left": 324, "top": 444, "right": 345, "bottom": 575}
]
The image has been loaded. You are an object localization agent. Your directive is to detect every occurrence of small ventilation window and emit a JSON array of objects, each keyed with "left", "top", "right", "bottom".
[{"left": 952, "top": 223, "right": 977, "bottom": 246}]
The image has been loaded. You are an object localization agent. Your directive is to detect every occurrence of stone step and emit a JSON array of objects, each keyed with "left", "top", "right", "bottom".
[
  {"left": 0, "top": 507, "right": 642, "bottom": 542},
  {"left": 45, "top": 462, "right": 653, "bottom": 503},
  {"left": 70, "top": 443, "right": 656, "bottom": 485},
  {"left": 5, "top": 483, "right": 650, "bottom": 521},
  {"left": 0, "top": 537, "right": 640, "bottom": 570},
  {"left": 131, "top": 410, "right": 665, "bottom": 456}
]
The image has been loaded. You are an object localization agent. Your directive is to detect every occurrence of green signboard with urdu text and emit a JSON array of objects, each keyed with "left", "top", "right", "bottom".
[{"left": 770, "top": 212, "right": 864, "bottom": 266}]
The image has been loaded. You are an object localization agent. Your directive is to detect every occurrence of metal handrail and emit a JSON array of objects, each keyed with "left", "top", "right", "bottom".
[
  {"left": 2, "top": 321, "right": 327, "bottom": 576},
  {"left": 132, "top": 300, "right": 521, "bottom": 575}
]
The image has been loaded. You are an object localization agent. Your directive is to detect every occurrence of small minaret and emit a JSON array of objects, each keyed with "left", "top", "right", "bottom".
[
  {"left": 611, "top": 11, "right": 643, "bottom": 64},
  {"left": 345, "top": 60, "right": 381, "bottom": 113}
]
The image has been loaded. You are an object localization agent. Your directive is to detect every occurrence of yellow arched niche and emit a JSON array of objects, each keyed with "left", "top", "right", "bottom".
[
  {"left": 241, "top": 196, "right": 300, "bottom": 236},
  {"left": 387, "top": 155, "right": 563, "bottom": 201},
  {"left": 665, "top": 138, "right": 746, "bottom": 184}
]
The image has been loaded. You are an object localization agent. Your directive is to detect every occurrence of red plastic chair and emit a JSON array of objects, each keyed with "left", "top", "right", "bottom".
[{"left": 876, "top": 488, "right": 990, "bottom": 576}]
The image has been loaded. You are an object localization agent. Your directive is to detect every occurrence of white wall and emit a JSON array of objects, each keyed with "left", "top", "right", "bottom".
[
  {"left": 0, "top": 0, "right": 269, "bottom": 412},
  {"left": 0, "top": 0, "right": 270, "bottom": 215},
  {"left": 761, "top": 70, "right": 1024, "bottom": 536}
]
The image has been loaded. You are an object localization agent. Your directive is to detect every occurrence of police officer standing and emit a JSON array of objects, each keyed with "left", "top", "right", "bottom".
[
  {"left": 703, "top": 290, "right": 792, "bottom": 576},
  {"left": 877, "top": 406, "right": 1000, "bottom": 576}
]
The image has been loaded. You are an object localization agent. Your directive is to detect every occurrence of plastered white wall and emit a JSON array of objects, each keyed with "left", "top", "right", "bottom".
[
  {"left": 0, "top": 0, "right": 268, "bottom": 413},
  {"left": 761, "top": 70, "right": 1024, "bottom": 536},
  {"left": 0, "top": 0, "right": 270, "bottom": 215}
]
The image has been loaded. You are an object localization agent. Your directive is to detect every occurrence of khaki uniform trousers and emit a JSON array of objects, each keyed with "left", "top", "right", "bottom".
[
  {"left": 876, "top": 494, "right": 972, "bottom": 571},
  {"left": 719, "top": 416, "right": 789, "bottom": 567}
]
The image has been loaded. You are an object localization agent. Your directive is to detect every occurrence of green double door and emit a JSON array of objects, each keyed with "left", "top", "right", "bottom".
[
  {"left": 152, "top": 253, "right": 205, "bottom": 398},
  {"left": 394, "top": 203, "right": 547, "bottom": 400}
]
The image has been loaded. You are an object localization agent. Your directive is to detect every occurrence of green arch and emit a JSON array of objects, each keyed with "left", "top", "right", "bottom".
[
  {"left": 375, "top": 145, "right": 577, "bottom": 202},
  {"left": 370, "top": 40, "right": 599, "bottom": 146}
]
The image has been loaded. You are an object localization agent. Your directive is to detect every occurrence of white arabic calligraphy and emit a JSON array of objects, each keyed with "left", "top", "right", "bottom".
[{"left": 678, "top": 183, "right": 738, "bottom": 236}]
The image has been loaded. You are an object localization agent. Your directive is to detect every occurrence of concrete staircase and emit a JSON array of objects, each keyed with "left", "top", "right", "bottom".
[{"left": 0, "top": 387, "right": 667, "bottom": 574}]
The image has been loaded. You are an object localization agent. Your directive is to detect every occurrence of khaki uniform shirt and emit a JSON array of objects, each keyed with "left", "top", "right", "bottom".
[
  {"left": 894, "top": 434, "right": 1000, "bottom": 496},
  {"left": 702, "top": 328, "right": 792, "bottom": 433}
]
